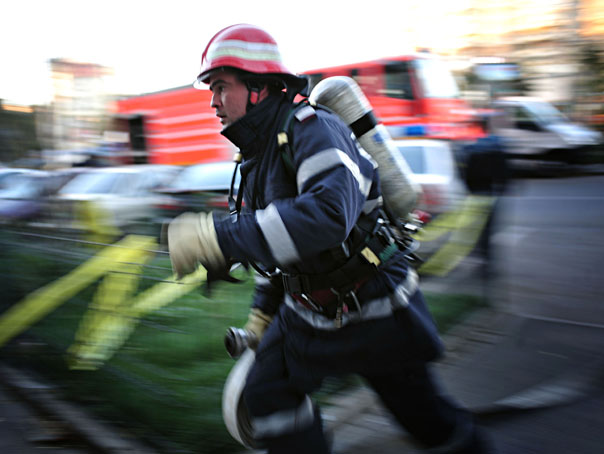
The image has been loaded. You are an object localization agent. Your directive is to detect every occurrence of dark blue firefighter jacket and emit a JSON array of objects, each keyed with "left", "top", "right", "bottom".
[{"left": 213, "top": 91, "right": 416, "bottom": 320}]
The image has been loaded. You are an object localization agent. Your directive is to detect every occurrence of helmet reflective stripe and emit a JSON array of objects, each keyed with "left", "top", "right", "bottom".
[
  {"left": 207, "top": 39, "right": 282, "bottom": 63},
  {"left": 196, "top": 24, "right": 299, "bottom": 87}
]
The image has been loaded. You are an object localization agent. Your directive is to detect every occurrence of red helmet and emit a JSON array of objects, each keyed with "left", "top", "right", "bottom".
[{"left": 194, "top": 24, "right": 305, "bottom": 93}]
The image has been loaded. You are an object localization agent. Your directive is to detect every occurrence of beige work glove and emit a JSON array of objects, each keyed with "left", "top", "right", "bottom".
[
  {"left": 167, "top": 211, "right": 226, "bottom": 279},
  {"left": 224, "top": 308, "right": 274, "bottom": 358},
  {"left": 244, "top": 308, "right": 274, "bottom": 343}
]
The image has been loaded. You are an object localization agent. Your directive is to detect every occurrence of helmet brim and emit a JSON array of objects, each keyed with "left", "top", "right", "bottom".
[{"left": 194, "top": 67, "right": 308, "bottom": 98}]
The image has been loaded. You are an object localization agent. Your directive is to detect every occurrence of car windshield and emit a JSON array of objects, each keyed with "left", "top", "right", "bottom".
[
  {"left": 397, "top": 146, "right": 426, "bottom": 174},
  {"left": 170, "top": 162, "right": 238, "bottom": 191},
  {"left": 523, "top": 101, "right": 567, "bottom": 124},
  {"left": 0, "top": 174, "right": 42, "bottom": 198},
  {"left": 59, "top": 172, "right": 124, "bottom": 195}
]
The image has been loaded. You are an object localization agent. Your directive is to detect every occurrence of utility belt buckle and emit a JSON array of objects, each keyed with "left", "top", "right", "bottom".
[
  {"left": 282, "top": 274, "right": 325, "bottom": 313},
  {"left": 361, "top": 220, "right": 398, "bottom": 267},
  {"left": 375, "top": 218, "right": 396, "bottom": 246},
  {"left": 282, "top": 273, "right": 310, "bottom": 295}
]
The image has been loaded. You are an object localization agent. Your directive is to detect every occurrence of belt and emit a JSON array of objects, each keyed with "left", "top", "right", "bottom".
[
  {"left": 281, "top": 255, "right": 376, "bottom": 295},
  {"left": 282, "top": 253, "right": 377, "bottom": 323},
  {"left": 290, "top": 278, "right": 368, "bottom": 323},
  {"left": 284, "top": 269, "right": 420, "bottom": 330}
]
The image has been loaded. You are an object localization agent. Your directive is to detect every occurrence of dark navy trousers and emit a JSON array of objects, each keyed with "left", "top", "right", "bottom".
[{"left": 243, "top": 290, "right": 481, "bottom": 453}]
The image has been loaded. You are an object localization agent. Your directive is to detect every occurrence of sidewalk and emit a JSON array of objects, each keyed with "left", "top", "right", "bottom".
[{"left": 0, "top": 363, "right": 160, "bottom": 454}]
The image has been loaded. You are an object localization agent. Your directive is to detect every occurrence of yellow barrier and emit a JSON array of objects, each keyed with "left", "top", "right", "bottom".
[
  {"left": 0, "top": 234, "right": 207, "bottom": 370},
  {"left": 69, "top": 267, "right": 206, "bottom": 370},
  {"left": 73, "top": 199, "right": 121, "bottom": 245},
  {"left": 0, "top": 235, "right": 155, "bottom": 347},
  {"left": 416, "top": 195, "right": 495, "bottom": 277}
]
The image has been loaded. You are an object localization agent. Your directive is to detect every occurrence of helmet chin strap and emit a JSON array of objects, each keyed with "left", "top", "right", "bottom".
[{"left": 245, "top": 82, "right": 261, "bottom": 112}]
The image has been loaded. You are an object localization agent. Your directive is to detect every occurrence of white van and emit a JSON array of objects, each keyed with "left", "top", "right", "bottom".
[{"left": 490, "top": 96, "right": 602, "bottom": 163}]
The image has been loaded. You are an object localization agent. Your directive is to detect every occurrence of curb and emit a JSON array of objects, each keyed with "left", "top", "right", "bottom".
[{"left": 0, "top": 363, "right": 160, "bottom": 454}]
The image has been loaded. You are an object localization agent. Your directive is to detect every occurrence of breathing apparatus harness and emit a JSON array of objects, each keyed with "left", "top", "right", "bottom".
[{"left": 228, "top": 98, "right": 419, "bottom": 326}]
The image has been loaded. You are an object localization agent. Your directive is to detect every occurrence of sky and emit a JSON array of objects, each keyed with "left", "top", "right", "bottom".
[{"left": 0, "top": 0, "right": 469, "bottom": 106}]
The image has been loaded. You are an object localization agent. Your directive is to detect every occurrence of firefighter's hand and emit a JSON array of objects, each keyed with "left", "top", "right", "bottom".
[
  {"left": 224, "top": 308, "right": 273, "bottom": 358},
  {"left": 167, "top": 211, "right": 226, "bottom": 279},
  {"left": 244, "top": 308, "right": 273, "bottom": 342}
]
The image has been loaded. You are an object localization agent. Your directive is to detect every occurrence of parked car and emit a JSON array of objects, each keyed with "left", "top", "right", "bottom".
[
  {"left": 491, "top": 96, "right": 603, "bottom": 164},
  {"left": 394, "top": 139, "right": 467, "bottom": 217},
  {"left": 53, "top": 165, "right": 180, "bottom": 232},
  {"left": 0, "top": 168, "right": 40, "bottom": 188},
  {"left": 157, "top": 142, "right": 466, "bottom": 224},
  {"left": 153, "top": 161, "right": 240, "bottom": 223},
  {"left": 0, "top": 167, "right": 95, "bottom": 225},
  {"left": 0, "top": 169, "right": 50, "bottom": 223}
]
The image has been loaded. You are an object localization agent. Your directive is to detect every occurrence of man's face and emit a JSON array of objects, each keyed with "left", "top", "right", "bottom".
[{"left": 208, "top": 71, "right": 249, "bottom": 128}]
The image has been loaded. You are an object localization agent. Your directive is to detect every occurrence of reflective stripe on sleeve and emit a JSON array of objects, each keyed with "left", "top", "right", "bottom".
[
  {"left": 254, "top": 273, "right": 272, "bottom": 286},
  {"left": 296, "top": 148, "right": 372, "bottom": 197},
  {"left": 252, "top": 395, "right": 315, "bottom": 438},
  {"left": 362, "top": 195, "right": 383, "bottom": 214},
  {"left": 256, "top": 203, "right": 301, "bottom": 265}
]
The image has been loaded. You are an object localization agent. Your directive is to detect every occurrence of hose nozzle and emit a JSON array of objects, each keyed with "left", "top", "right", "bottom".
[{"left": 225, "top": 327, "right": 259, "bottom": 358}]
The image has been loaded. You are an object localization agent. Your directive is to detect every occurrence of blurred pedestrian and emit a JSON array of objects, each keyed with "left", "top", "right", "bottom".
[
  {"left": 460, "top": 134, "right": 508, "bottom": 280},
  {"left": 167, "top": 23, "right": 493, "bottom": 454}
]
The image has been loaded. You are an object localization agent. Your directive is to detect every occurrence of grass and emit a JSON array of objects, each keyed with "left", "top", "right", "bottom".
[
  {"left": 425, "top": 291, "right": 487, "bottom": 333},
  {"left": 0, "top": 234, "right": 486, "bottom": 453}
]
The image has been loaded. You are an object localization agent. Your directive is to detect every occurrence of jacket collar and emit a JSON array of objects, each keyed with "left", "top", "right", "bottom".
[{"left": 221, "top": 92, "right": 288, "bottom": 159}]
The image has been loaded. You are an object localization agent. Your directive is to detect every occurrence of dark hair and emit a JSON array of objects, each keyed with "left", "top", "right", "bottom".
[
  {"left": 221, "top": 66, "right": 307, "bottom": 99},
  {"left": 237, "top": 71, "right": 286, "bottom": 94}
]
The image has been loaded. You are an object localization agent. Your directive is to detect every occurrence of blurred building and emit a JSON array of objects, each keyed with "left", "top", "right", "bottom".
[
  {"left": 0, "top": 101, "right": 41, "bottom": 166},
  {"left": 46, "top": 59, "right": 113, "bottom": 163},
  {"left": 452, "top": 0, "right": 604, "bottom": 104},
  {"left": 579, "top": 0, "right": 604, "bottom": 36}
]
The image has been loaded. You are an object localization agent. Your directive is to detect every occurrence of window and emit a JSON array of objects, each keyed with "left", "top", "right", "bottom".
[
  {"left": 397, "top": 145, "right": 425, "bottom": 173},
  {"left": 382, "top": 62, "right": 413, "bottom": 100},
  {"left": 413, "top": 58, "right": 459, "bottom": 98}
]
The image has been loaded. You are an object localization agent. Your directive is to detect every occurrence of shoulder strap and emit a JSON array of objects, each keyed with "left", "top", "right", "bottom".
[{"left": 277, "top": 99, "right": 319, "bottom": 178}]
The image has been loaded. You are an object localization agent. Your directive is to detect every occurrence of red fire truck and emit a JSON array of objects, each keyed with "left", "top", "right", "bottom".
[
  {"left": 111, "top": 52, "right": 485, "bottom": 165},
  {"left": 303, "top": 52, "right": 485, "bottom": 141},
  {"left": 111, "top": 86, "right": 235, "bottom": 165}
]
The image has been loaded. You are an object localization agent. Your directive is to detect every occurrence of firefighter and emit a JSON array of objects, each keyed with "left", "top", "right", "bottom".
[{"left": 167, "top": 24, "right": 493, "bottom": 454}]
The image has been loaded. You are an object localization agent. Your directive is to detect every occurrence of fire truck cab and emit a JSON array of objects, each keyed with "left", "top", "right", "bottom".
[{"left": 303, "top": 53, "right": 485, "bottom": 142}]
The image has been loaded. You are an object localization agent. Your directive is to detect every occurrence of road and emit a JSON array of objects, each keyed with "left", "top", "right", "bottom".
[
  {"left": 493, "top": 175, "right": 604, "bottom": 323},
  {"left": 447, "top": 174, "right": 604, "bottom": 454}
]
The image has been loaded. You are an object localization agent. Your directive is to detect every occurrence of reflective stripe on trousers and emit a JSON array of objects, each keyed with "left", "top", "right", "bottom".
[{"left": 252, "top": 395, "right": 315, "bottom": 439}]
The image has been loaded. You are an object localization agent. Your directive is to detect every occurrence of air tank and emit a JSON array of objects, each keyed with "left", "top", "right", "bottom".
[{"left": 309, "top": 76, "right": 420, "bottom": 220}]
